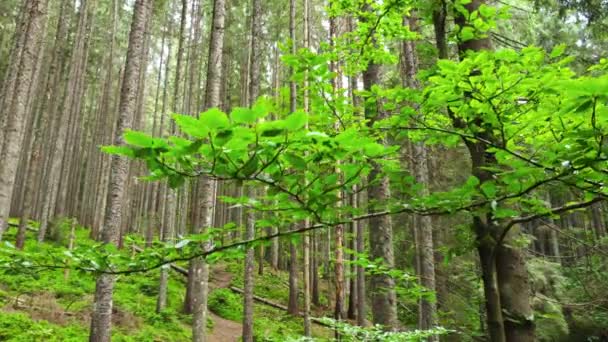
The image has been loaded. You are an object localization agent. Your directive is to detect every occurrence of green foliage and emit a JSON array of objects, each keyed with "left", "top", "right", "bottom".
[
  {"left": 315, "top": 318, "right": 450, "bottom": 342},
  {"left": 6, "top": 1, "right": 608, "bottom": 340},
  {"left": 0, "top": 227, "right": 191, "bottom": 341},
  {"left": 208, "top": 288, "right": 243, "bottom": 321},
  {"left": 0, "top": 312, "right": 88, "bottom": 341},
  {"left": 528, "top": 260, "right": 570, "bottom": 341},
  {"left": 534, "top": 298, "right": 569, "bottom": 341}
]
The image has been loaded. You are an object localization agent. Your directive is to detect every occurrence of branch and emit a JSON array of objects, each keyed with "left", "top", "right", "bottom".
[
  {"left": 506, "top": 197, "right": 605, "bottom": 228},
  {"left": 497, "top": 197, "right": 606, "bottom": 246}
]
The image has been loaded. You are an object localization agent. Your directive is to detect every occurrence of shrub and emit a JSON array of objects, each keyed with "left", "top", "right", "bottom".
[{"left": 208, "top": 288, "right": 243, "bottom": 321}]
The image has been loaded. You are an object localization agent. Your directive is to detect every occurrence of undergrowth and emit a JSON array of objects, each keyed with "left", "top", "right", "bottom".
[{"left": 0, "top": 224, "right": 191, "bottom": 341}]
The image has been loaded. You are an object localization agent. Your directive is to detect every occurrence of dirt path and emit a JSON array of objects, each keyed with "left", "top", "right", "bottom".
[
  {"left": 207, "top": 264, "right": 242, "bottom": 342},
  {"left": 207, "top": 312, "right": 242, "bottom": 342}
]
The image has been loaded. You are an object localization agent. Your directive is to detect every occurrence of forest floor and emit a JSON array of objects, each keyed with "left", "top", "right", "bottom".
[
  {"left": 0, "top": 222, "right": 332, "bottom": 341},
  {"left": 206, "top": 265, "right": 242, "bottom": 342},
  {"left": 208, "top": 312, "right": 242, "bottom": 342}
]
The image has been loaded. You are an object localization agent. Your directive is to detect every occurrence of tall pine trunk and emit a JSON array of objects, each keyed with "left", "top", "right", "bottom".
[
  {"left": 361, "top": 7, "right": 397, "bottom": 325},
  {"left": 242, "top": 1, "right": 262, "bottom": 340},
  {"left": 191, "top": 0, "right": 226, "bottom": 340},
  {"left": 401, "top": 15, "right": 438, "bottom": 335},
  {"left": 89, "top": 1, "right": 152, "bottom": 340},
  {"left": 0, "top": 0, "right": 49, "bottom": 240}
]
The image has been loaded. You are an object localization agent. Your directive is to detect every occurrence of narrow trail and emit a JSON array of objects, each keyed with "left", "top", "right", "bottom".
[{"left": 207, "top": 265, "right": 242, "bottom": 342}]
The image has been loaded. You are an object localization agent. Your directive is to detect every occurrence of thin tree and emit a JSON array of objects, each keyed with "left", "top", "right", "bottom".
[
  {"left": 190, "top": 0, "right": 226, "bottom": 340},
  {"left": 37, "top": 0, "right": 93, "bottom": 242},
  {"left": 401, "top": 15, "right": 438, "bottom": 335},
  {"left": 243, "top": 0, "right": 262, "bottom": 340},
  {"left": 302, "top": 0, "right": 312, "bottom": 335},
  {"left": 287, "top": 0, "right": 300, "bottom": 318}
]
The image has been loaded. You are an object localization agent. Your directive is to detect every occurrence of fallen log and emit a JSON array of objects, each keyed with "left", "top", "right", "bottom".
[
  {"left": 228, "top": 286, "right": 332, "bottom": 327},
  {"left": 7, "top": 222, "right": 37, "bottom": 232},
  {"left": 131, "top": 243, "right": 330, "bottom": 327}
]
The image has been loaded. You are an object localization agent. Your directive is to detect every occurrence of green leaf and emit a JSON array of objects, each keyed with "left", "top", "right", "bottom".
[
  {"left": 240, "top": 156, "right": 260, "bottom": 177},
  {"left": 284, "top": 153, "right": 307, "bottom": 170},
  {"left": 480, "top": 182, "right": 497, "bottom": 198},
  {"left": 252, "top": 97, "right": 272, "bottom": 118},
  {"left": 465, "top": 176, "right": 480, "bottom": 187},
  {"left": 493, "top": 207, "right": 518, "bottom": 219},
  {"left": 124, "top": 130, "right": 153, "bottom": 147},
  {"left": 261, "top": 128, "right": 285, "bottom": 137},
  {"left": 101, "top": 146, "right": 135, "bottom": 158},
  {"left": 231, "top": 107, "right": 257, "bottom": 124},
  {"left": 285, "top": 110, "right": 307, "bottom": 131},
  {"left": 173, "top": 113, "right": 208, "bottom": 138},
  {"left": 550, "top": 44, "right": 566, "bottom": 58},
  {"left": 200, "top": 108, "right": 230, "bottom": 129},
  {"left": 168, "top": 174, "right": 185, "bottom": 189},
  {"left": 460, "top": 27, "right": 476, "bottom": 42},
  {"left": 214, "top": 129, "right": 234, "bottom": 146},
  {"left": 478, "top": 4, "right": 496, "bottom": 18},
  {"left": 363, "top": 142, "right": 385, "bottom": 157}
]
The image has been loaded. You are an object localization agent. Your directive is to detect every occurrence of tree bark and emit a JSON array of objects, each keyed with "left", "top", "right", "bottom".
[
  {"left": 242, "top": 1, "right": 262, "bottom": 339},
  {"left": 89, "top": 1, "right": 152, "bottom": 341},
  {"left": 302, "top": 0, "right": 312, "bottom": 335},
  {"left": 242, "top": 193, "right": 256, "bottom": 342},
  {"left": 401, "top": 15, "right": 438, "bottom": 335},
  {"left": 0, "top": 0, "right": 49, "bottom": 240},
  {"left": 191, "top": 1, "right": 226, "bottom": 340},
  {"left": 496, "top": 240, "right": 534, "bottom": 342},
  {"left": 362, "top": 55, "right": 397, "bottom": 330},
  {"left": 155, "top": 7, "right": 173, "bottom": 314},
  {"left": 454, "top": 1, "right": 534, "bottom": 339},
  {"left": 288, "top": 239, "right": 299, "bottom": 315},
  {"left": 286, "top": 0, "right": 300, "bottom": 320},
  {"left": 38, "top": 0, "right": 92, "bottom": 242}
]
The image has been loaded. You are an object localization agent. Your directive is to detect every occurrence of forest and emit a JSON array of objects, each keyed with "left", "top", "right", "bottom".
[{"left": 0, "top": 0, "right": 607, "bottom": 340}]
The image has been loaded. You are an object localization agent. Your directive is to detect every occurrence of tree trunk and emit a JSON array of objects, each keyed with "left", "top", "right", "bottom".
[
  {"left": 155, "top": 8, "right": 173, "bottom": 314},
  {"left": 477, "top": 234, "right": 506, "bottom": 342},
  {"left": 329, "top": 14, "right": 346, "bottom": 325},
  {"left": 347, "top": 191, "right": 358, "bottom": 320},
  {"left": 0, "top": 0, "right": 49, "bottom": 240},
  {"left": 302, "top": 0, "right": 312, "bottom": 335},
  {"left": 89, "top": 1, "right": 152, "bottom": 341},
  {"left": 242, "top": 1, "right": 262, "bottom": 339},
  {"left": 38, "top": 0, "right": 92, "bottom": 242},
  {"left": 287, "top": 0, "right": 300, "bottom": 320},
  {"left": 362, "top": 59, "right": 397, "bottom": 329},
  {"left": 288, "top": 239, "right": 299, "bottom": 315},
  {"left": 191, "top": 1, "right": 226, "bottom": 340},
  {"left": 348, "top": 66, "right": 367, "bottom": 327},
  {"left": 401, "top": 14, "right": 438, "bottom": 334},
  {"left": 183, "top": 0, "right": 203, "bottom": 315},
  {"left": 242, "top": 194, "right": 256, "bottom": 342},
  {"left": 454, "top": 0, "right": 534, "bottom": 339},
  {"left": 496, "top": 241, "right": 535, "bottom": 342}
]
